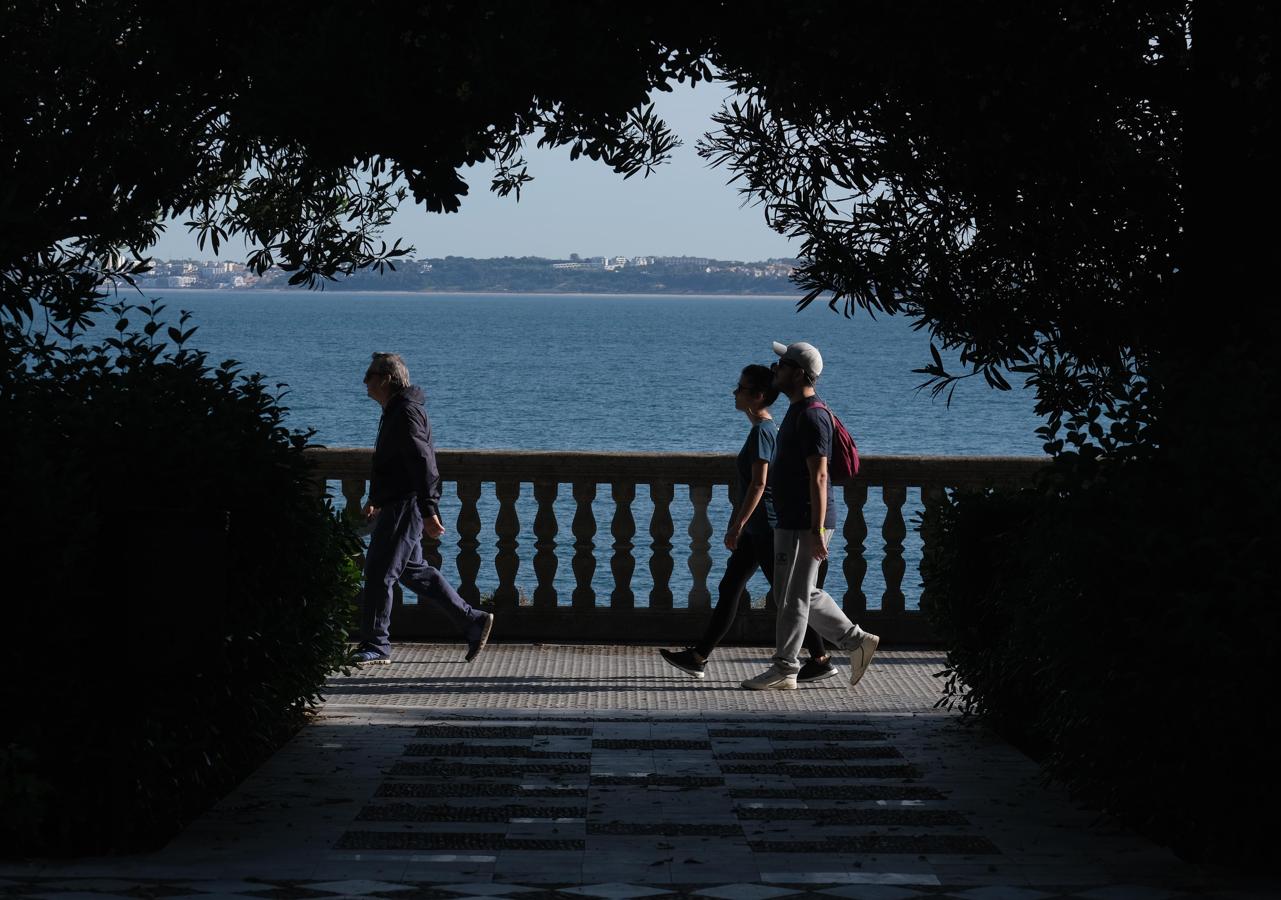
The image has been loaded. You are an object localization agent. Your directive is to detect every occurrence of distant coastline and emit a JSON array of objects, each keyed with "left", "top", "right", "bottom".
[{"left": 136, "top": 254, "right": 807, "bottom": 296}]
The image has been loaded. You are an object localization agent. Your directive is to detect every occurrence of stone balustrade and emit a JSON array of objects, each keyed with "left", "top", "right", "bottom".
[{"left": 307, "top": 448, "right": 1048, "bottom": 644}]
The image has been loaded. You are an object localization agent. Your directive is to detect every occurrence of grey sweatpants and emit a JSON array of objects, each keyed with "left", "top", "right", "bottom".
[{"left": 772, "top": 528, "right": 864, "bottom": 674}]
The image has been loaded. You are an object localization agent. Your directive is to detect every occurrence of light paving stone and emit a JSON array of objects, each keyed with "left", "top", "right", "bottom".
[
  {"left": 435, "top": 883, "right": 541, "bottom": 895},
  {"left": 1071, "top": 889, "right": 1179, "bottom": 900},
  {"left": 304, "top": 878, "right": 418, "bottom": 894},
  {"left": 761, "top": 873, "right": 941, "bottom": 886},
  {"left": 692, "top": 884, "right": 804, "bottom": 900},
  {"left": 39, "top": 880, "right": 145, "bottom": 892},
  {"left": 816, "top": 888, "right": 931, "bottom": 900},
  {"left": 953, "top": 888, "right": 1055, "bottom": 900},
  {"left": 400, "top": 866, "right": 499, "bottom": 884},
  {"left": 179, "top": 880, "right": 287, "bottom": 894},
  {"left": 563, "top": 883, "right": 675, "bottom": 898}
]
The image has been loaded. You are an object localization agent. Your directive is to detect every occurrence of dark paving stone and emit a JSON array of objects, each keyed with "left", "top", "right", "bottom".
[
  {"left": 587, "top": 823, "right": 744, "bottom": 835},
  {"left": 358, "top": 803, "right": 587, "bottom": 822},
  {"left": 708, "top": 728, "right": 888, "bottom": 740},
  {"left": 336, "top": 831, "right": 584, "bottom": 850},
  {"left": 737, "top": 807, "right": 968, "bottom": 826},
  {"left": 591, "top": 775, "right": 725, "bottom": 786},
  {"left": 715, "top": 747, "right": 903, "bottom": 760},
  {"left": 504, "top": 837, "right": 586, "bottom": 850},
  {"left": 730, "top": 785, "right": 944, "bottom": 799},
  {"left": 592, "top": 739, "right": 712, "bottom": 750},
  {"left": 414, "top": 725, "right": 592, "bottom": 737},
  {"left": 337, "top": 829, "right": 505, "bottom": 850},
  {"left": 377, "top": 782, "right": 588, "bottom": 798},
  {"left": 748, "top": 834, "right": 999, "bottom": 853},
  {"left": 404, "top": 743, "right": 591, "bottom": 759},
  {"left": 720, "top": 763, "right": 919, "bottom": 778},
  {"left": 392, "top": 761, "right": 590, "bottom": 776}
]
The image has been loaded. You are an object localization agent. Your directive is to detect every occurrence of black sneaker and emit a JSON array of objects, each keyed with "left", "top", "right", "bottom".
[
  {"left": 351, "top": 647, "right": 391, "bottom": 666},
  {"left": 465, "top": 612, "right": 494, "bottom": 662},
  {"left": 797, "top": 656, "right": 840, "bottom": 683},
  {"left": 660, "top": 648, "right": 707, "bottom": 679}
]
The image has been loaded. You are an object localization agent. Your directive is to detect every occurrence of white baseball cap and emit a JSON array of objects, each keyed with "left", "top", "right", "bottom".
[{"left": 771, "top": 341, "right": 823, "bottom": 380}]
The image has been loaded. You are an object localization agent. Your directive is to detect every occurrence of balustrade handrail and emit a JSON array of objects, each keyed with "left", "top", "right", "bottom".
[{"left": 306, "top": 447, "right": 1049, "bottom": 486}]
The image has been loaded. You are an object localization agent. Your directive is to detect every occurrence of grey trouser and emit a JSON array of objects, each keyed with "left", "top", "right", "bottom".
[{"left": 772, "top": 528, "right": 862, "bottom": 674}]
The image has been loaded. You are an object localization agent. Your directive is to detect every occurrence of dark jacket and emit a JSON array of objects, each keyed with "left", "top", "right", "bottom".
[{"left": 368, "top": 385, "right": 441, "bottom": 521}]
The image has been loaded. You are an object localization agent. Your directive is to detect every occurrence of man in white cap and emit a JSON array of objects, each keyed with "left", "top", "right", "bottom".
[{"left": 741, "top": 340, "right": 880, "bottom": 691}]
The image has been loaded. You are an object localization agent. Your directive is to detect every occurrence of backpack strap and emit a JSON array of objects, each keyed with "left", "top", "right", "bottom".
[{"left": 804, "top": 398, "right": 837, "bottom": 443}]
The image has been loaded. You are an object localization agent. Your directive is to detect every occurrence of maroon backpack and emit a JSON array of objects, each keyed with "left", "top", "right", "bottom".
[{"left": 806, "top": 399, "right": 861, "bottom": 484}]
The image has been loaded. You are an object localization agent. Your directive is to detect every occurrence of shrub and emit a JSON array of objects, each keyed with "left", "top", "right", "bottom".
[
  {"left": 922, "top": 430, "right": 1278, "bottom": 865},
  {"left": 0, "top": 299, "right": 360, "bottom": 855}
]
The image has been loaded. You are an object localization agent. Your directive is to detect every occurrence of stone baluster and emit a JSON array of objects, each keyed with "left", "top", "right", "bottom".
[
  {"left": 843, "top": 482, "right": 869, "bottom": 616},
  {"left": 688, "top": 483, "right": 713, "bottom": 610},
  {"left": 456, "top": 480, "right": 482, "bottom": 604},
  {"left": 648, "top": 481, "right": 675, "bottom": 609},
  {"left": 532, "top": 481, "right": 559, "bottom": 609},
  {"left": 571, "top": 481, "right": 597, "bottom": 609},
  {"left": 340, "top": 478, "right": 366, "bottom": 526},
  {"left": 918, "top": 484, "right": 946, "bottom": 612},
  {"left": 493, "top": 481, "right": 521, "bottom": 611},
  {"left": 609, "top": 481, "right": 636, "bottom": 609},
  {"left": 881, "top": 484, "right": 908, "bottom": 615}
]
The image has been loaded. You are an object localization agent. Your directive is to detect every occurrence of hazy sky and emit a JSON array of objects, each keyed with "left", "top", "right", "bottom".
[{"left": 148, "top": 82, "right": 800, "bottom": 263}]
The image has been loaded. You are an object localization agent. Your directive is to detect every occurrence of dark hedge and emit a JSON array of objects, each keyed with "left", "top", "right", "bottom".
[
  {"left": 0, "top": 301, "right": 360, "bottom": 856},
  {"left": 921, "top": 439, "right": 1278, "bottom": 865}
]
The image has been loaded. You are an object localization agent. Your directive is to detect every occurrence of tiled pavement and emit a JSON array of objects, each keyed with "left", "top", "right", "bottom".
[{"left": 0, "top": 645, "right": 1273, "bottom": 899}]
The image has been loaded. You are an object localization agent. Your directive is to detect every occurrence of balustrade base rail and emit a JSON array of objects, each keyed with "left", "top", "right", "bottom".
[
  {"left": 307, "top": 447, "right": 1048, "bottom": 649},
  {"left": 379, "top": 605, "right": 940, "bottom": 646}
]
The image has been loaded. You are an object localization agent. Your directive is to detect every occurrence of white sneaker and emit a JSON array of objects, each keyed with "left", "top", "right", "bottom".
[
  {"left": 846, "top": 631, "right": 880, "bottom": 688},
  {"left": 741, "top": 666, "right": 798, "bottom": 691}
]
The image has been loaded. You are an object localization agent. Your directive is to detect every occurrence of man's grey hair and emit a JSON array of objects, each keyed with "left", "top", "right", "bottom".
[{"left": 368, "top": 352, "right": 411, "bottom": 391}]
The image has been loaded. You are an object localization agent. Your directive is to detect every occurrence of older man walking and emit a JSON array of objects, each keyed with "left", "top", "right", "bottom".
[
  {"left": 741, "top": 341, "right": 879, "bottom": 691},
  {"left": 351, "top": 352, "right": 494, "bottom": 665}
]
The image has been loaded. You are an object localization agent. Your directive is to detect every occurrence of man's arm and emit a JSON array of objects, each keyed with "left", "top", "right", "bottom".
[
  {"left": 806, "top": 454, "right": 829, "bottom": 562},
  {"left": 404, "top": 408, "right": 444, "bottom": 532}
]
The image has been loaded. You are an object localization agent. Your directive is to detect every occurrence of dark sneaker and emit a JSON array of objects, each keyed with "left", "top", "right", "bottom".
[
  {"left": 465, "top": 612, "right": 495, "bottom": 662},
  {"left": 797, "top": 656, "right": 840, "bottom": 683},
  {"left": 351, "top": 648, "right": 391, "bottom": 666},
  {"left": 659, "top": 648, "right": 707, "bottom": 679}
]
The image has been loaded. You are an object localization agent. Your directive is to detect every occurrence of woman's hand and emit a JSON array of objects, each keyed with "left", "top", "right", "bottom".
[
  {"left": 424, "top": 514, "right": 447, "bottom": 539},
  {"left": 363, "top": 503, "right": 379, "bottom": 521}
]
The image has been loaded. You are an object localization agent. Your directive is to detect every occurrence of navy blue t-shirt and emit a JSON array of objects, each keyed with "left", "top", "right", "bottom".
[
  {"left": 769, "top": 397, "right": 836, "bottom": 530},
  {"left": 735, "top": 420, "right": 777, "bottom": 534}
]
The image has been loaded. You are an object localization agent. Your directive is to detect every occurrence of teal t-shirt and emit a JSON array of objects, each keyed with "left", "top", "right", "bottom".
[{"left": 736, "top": 419, "right": 778, "bottom": 535}]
